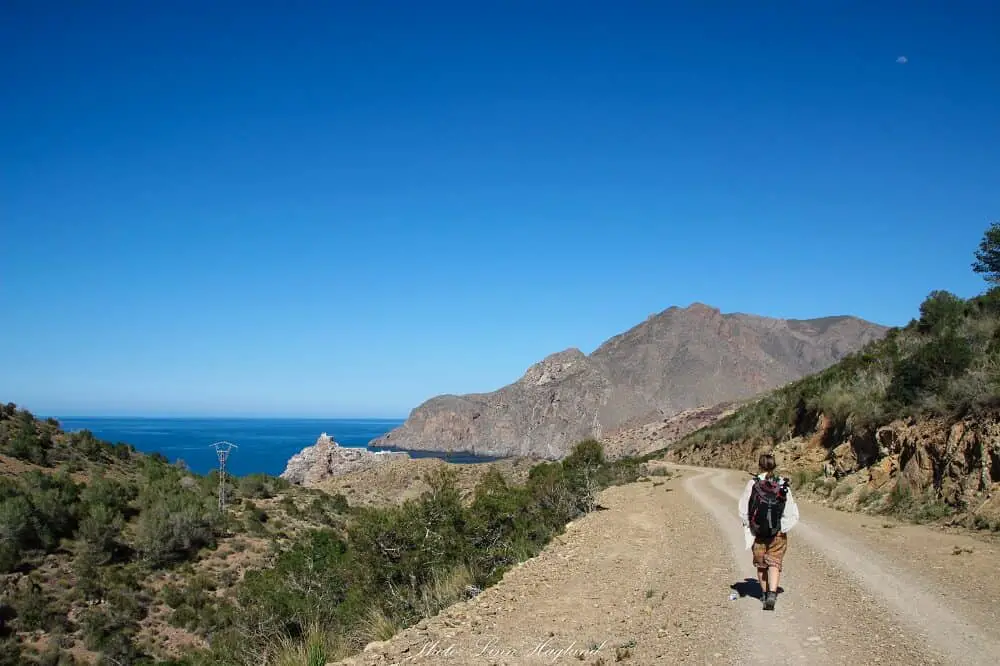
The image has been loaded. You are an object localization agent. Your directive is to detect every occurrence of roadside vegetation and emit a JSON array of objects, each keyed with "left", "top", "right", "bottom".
[
  {"left": 0, "top": 404, "right": 644, "bottom": 664},
  {"left": 176, "top": 438, "right": 641, "bottom": 665}
]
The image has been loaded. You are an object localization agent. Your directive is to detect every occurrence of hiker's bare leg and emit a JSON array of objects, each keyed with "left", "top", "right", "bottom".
[
  {"left": 767, "top": 566, "right": 780, "bottom": 594},
  {"left": 757, "top": 567, "right": 768, "bottom": 595}
]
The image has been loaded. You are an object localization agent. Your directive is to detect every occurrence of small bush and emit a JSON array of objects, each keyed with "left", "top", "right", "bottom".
[
  {"left": 884, "top": 484, "right": 953, "bottom": 523},
  {"left": 238, "top": 474, "right": 275, "bottom": 500},
  {"left": 887, "top": 333, "right": 975, "bottom": 407},
  {"left": 812, "top": 477, "right": 838, "bottom": 497},
  {"left": 831, "top": 481, "right": 854, "bottom": 501},
  {"left": 80, "top": 584, "right": 148, "bottom": 662},
  {"left": 791, "top": 468, "right": 822, "bottom": 489},
  {"left": 856, "top": 486, "right": 883, "bottom": 510}
]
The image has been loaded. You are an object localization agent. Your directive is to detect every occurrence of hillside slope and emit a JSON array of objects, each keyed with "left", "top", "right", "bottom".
[
  {"left": 0, "top": 404, "right": 359, "bottom": 664},
  {"left": 371, "top": 303, "right": 888, "bottom": 458},
  {"left": 662, "top": 287, "right": 1000, "bottom": 530}
]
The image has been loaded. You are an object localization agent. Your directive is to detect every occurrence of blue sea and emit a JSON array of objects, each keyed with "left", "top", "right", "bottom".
[{"left": 53, "top": 417, "right": 499, "bottom": 477}]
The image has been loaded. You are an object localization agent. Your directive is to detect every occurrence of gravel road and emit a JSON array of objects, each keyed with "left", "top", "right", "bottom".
[{"left": 333, "top": 465, "right": 1000, "bottom": 666}]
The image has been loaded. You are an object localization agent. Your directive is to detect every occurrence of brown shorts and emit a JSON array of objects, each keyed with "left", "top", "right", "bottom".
[{"left": 752, "top": 532, "right": 788, "bottom": 570}]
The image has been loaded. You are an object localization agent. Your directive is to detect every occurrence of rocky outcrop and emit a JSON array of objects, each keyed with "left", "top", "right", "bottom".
[
  {"left": 311, "top": 456, "right": 539, "bottom": 508},
  {"left": 599, "top": 402, "right": 740, "bottom": 460},
  {"left": 667, "top": 411, "right": 1000, "bottom": 526},
  {"left": 372, "top": 303, "right": 889, "bottom": 459},
  {"left": 280, "top": 433, "right": 409, "bottom": 486}
]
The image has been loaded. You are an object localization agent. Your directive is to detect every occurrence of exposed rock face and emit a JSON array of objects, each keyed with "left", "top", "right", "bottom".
[
  {"left": 372, "top": 303, "right": 889, "bottom": 459},
  {"left": 667, "top": 411, "right": 1000, "bottom": 525},
  {"left": 280, "top": 433, "right": 408, "bottom": 486},
  {"left": 599, "top": 402, "right": 740, "bottom": 460}
]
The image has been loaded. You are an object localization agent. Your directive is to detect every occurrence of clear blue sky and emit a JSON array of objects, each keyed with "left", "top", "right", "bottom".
[{"left": 2, "top": 1, "right": 997, "bottom": 418}]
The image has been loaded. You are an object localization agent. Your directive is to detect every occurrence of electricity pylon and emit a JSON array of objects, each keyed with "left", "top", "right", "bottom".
[{"left": 210, "top": 441, "right": 238, "bottom": 513}]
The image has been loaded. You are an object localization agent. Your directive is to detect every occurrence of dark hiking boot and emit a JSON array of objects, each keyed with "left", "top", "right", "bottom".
[{"left": 763, "top": 591, "right": 777, "bottom": 611}]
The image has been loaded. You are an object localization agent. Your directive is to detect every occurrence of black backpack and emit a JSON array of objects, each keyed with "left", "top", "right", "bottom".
[{"left": 747, "top": 475, "right": 788, "bottom": 539}]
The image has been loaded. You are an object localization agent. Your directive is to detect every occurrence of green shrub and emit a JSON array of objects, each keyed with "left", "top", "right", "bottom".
[
  {"left": 0, "top": 495, "right": 32, "bottom": 572},
  {"left": 12, "top": 580, "right": 59, "bottom": 632},
  {"left": 913, "top": 499, "right": 953, "bottom": 523},
  {"left": 330, "top": 493, "right": 350, "bottom": 513},
  {"left": 831, "top": 481, "right": 854, "bottom": 501},
  {"left": 80, "top": 583, "right": 148, "bottom": 662},
  {"left": 856, "top": 486, "right": 883, "bottom": 510},
  {"left": 77, "top": 503, "right": 125, "bottom": 561},
  {"left": 81, "top": 475, "right": 136, "bottom": 516},
  {"left": 0, "top": 408, "right": 52, "bottom": 465},
  {"left": 0, "top": 637, "right": 23, "bottom": 666},
  {"left": 133, "top": 471, "right": 219, "bottom": 565},
  {"left": 791, "top": 468, "right": 822, "bottom": 489},
  {"left": 812, "top": 477, "right": 838, "bottom": 497},
  {"left": 245, "top": 502, "right": 269, "bottom": 524},
  {"left": 163, "top": 574, "right": 226, "bottom": 634},
  {"left": 888, "top": 332, "right": 975, "bottom": 407},
  {"left": 234, "top": 529, "right": 352, "bottom": 648},
  {"left": 883, "top": 484, "right": 953, "bottom": 523},
  {"left": 72, "top": 544, "right": 104, "bottom": 601},
  {"left": 918, "top": 290, "right": 967, "bottom": 334},
  {"left": 24, "top": 470, "right": 82, "bottom": 550},
  {"left": 238, "top": 474, "right": 275, "bottom": 500}
]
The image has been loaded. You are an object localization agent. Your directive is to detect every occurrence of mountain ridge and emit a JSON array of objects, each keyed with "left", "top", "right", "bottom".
[{"left": 368, "top": 302, "right": 890, "bottom": 458}]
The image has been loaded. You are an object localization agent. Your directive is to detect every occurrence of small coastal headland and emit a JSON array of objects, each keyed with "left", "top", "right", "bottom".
[
  {"left": 279, "top": 432, "right": 410, "bottom": 485},
  {"left": 279, "top": 432, "right": 540, "bottom": 507}
]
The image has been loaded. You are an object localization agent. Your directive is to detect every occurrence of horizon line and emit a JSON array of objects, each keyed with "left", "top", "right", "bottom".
[{"left": 43, "top": 414, "right": 409, "bottom": 421}]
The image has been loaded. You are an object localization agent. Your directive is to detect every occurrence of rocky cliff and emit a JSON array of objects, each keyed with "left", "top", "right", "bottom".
[
  {"left": 281, "top": 432, "right": 409, "bottom": 486},
  {"left": 370, "top": 303, "right": 889, "bottom": 459},
  {"left": 667, "top": 411, "right": 1000, "bottom": 529}
]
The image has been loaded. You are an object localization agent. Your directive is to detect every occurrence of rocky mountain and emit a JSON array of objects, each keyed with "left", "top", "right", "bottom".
[{"left": 370, "top": 302, "right": 889, "bottom": 458}]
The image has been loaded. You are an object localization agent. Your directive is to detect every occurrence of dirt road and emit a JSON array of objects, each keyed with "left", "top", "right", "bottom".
[{"left": 334, "top": 465, "right": 1000, "bottom": 666}]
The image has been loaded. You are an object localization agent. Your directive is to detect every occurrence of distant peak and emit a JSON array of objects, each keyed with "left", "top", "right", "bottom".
[
  {"left": 541, "top": 347, "right": 586, "bottom": 362},
  {"left": 685, "top": 302, "right": 721, "bottom": 314}
]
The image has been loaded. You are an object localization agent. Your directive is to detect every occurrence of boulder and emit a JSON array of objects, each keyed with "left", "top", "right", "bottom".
[
  {"left": 831, "top": 442, "right": 856, "bottom": 476},
  {"left": 868, "top": 457, "right": 896, "bottom": 490},
  {"left": 876, "top": 425, "right": 900, "bottom": 456}
]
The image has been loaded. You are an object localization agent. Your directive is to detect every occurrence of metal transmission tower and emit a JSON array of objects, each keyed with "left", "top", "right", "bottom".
[{"left": 210, "top": 441, "right": 238, "bottom": 513}]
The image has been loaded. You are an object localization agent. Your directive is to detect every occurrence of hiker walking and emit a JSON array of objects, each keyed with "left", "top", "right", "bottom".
[{"left": 738, "top": 453, "right": 799, "bottom": 610}]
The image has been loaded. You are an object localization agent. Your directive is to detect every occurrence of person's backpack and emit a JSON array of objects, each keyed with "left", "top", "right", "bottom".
[{"left": 747, "top": 475, "right": 788, "bottom": 539}]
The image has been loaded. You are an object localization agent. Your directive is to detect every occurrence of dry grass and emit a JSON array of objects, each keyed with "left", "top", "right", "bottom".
[
  {"left": 417, "top": 562, "right": 476, "bottom": 618},
  {"left": 355, "top": 605, "right": 402, "bottom": 645},
  {"left": 267, "top": 623, "right": 351, "bottom": 666}
]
